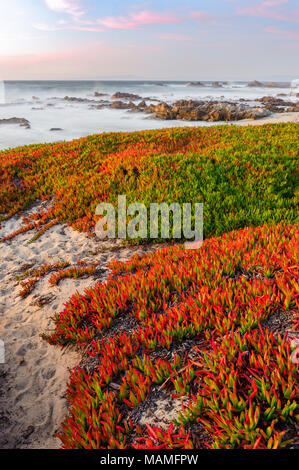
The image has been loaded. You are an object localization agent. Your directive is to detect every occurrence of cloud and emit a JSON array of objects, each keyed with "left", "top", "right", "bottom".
[
  {"left": 98, "top": 10, "right": 182, "bottom": 29},
  {"left": 45, "top": 0, "right": 84, "bottom": 17},
  {"left": 34, "top": 22, "right": 105, "bottom": 32},
  {"left": 261, "top": 0, "right": 289, "bottom": 6},
  {"left": 190, "top": 10, "right": 223, "bottom": 25},
  {"left": 237, "top": 0, "right": 297, "bottom": 22},
  {"left": 40, "top": 5, "right": 183, "bottom": 33}
]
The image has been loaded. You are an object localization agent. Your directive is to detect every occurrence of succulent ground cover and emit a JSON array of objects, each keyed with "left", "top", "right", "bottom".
[
  {"left": 43, "top": 222, "right": 298, "bottom": 449},
  {"left": 0, "top": 125, "right": 298, "bottom": 449},
  {"left": 0, "top": 124, "right": 298, "bottom": 242},
  {"left": 16, "top": 260, "right": 101, "bottom": 298}
]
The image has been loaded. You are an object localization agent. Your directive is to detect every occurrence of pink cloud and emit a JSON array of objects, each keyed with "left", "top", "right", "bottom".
[
  {"left": 98, "top": 10, "right": 182, "bottom": 29},
  {"left": 261, "top": 0, "right": 289, "bottom": 6},
  {"left": 160, "top": 33, "right": 192, "bottom": 40},
  {"left": 237, "top": 0, "right": 298, "bottom": 22}
]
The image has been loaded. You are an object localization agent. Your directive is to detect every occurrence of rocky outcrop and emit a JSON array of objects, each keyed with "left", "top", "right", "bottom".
[
  {"left": 265, "top": 82, "right": 290, "bottom": 88},
  {"left": 110, "top": 100, "right": 149, "bottom": 111},
  {"left": 111, "top": 92, "right": 142, "bottom": 100},
  {"left": 94, "top": 92, "right": 108, "bottom": 97},
  {"left": 144, "top": 100, "right": 271, "bottom": 121},
  {"left": 63, "top": 96, "right": 96, "bottom": 103},
  {"left": 138, "top": 100, "right": 147, "bottom": 109},
  {"left": 187, "top": 81, "right": 205, "bottom": 87},
  {"left": 248, "top": 80, "right": 264, "bottom": 87},
  {"left": 0, "top": 117, "right": 30, "bottom": 129},
  {"left": 257, "top": 96, "right": 299, "bottom": 113},
  {"left": 248, "top": 80, "right": 291, "bottom": 88},
  {"left": 211, "top": 81, "right": 223, "bottom": 88},
  {"left": 110, "top": 100, "right": 134, "bottom": 110}
]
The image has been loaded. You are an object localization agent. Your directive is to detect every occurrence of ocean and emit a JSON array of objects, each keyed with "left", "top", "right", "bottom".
[{"left": 0, "top": 80, "right": 298, "bottom": 151}]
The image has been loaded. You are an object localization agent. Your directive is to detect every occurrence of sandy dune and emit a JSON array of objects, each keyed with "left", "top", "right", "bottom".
[{"left": 0, "top": 202, "right": 158, "bottom": 448}]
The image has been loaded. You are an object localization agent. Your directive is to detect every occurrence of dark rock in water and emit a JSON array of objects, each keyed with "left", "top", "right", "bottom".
[
  {"left": 0, "top": 117, "right": 31, "bottom": 129},
  {"left": 94, "top": 92, "right": 108, "bottom": 97},
  {"left": 63, "top": 96, "right": 96, "bottom": 103},
  {"left": 187, "top": 81, "right": 205, "bottom": 87},
  {"left": 110, "top": 100, "right": 136, "bottom": 110},
  {"left": 89, "top": 103, "right": 108, "bottom": 110},
  {"left": 248, "top": 80, "right": 264, "bottom": 87},
  {"left": 111, "top": 92, "right": 142, "bottom": 100},
  {"left": 153, "top": 83, "right": 165, "bottom": 86},
  {"left": 50, "top": 128, "right": 63, "bottom": 131},
  {"left": 151, "top": 102, "right": 176, "bottom": 119},
  {"left": 211, "top": 81, "right": 223, "bottom": 88},
  {"left": 256, "top": 96, "right": 299, "bottom": 113},
  {"left": 138, "top": 100, "right": 147, "bottom": 108},
  {"left": 265, "top": 82, "right": 290, "bottom": 88}
]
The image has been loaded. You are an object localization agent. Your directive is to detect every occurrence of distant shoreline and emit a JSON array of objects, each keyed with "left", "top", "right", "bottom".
[{"left": 1, "top": 79, "right": 298, "bottom": 151}]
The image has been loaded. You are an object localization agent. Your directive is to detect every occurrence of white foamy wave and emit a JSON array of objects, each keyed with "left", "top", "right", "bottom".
[{"left": 0, "top": 81, "right": 5, "bottom": 104}]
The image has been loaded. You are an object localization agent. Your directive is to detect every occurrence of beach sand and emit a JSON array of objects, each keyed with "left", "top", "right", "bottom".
[
  {"left": 235, "top": 111, "right": 299, "bottom": 126},
  {"left": 0, "top": 202, "right": 159, "bottom": 449}
]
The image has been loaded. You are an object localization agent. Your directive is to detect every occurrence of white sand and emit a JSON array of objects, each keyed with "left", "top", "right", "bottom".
[
  {"left": 0, "top": 201, "right": 158, "bottom": 448},
  {"left": 234, "top": 111, "right": 299, "bottom": 126}
]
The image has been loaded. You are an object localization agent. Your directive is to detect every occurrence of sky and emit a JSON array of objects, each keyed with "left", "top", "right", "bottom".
[{"left": 0, "top": 0, "right": 298, "bottom": 80}]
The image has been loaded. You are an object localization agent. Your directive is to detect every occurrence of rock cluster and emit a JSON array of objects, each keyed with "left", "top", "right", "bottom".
[
  {"left": 94, "top": 92, "right": 108, "bottom": 97},
  {"left": 257, "top": 96, "right": 299, "bottom": 113},
  {"left": 108, "top": 95, "right": 299, "bottom": 121},
  {"left": 0, "top": 117, "right": 31, "bottom": 129},
  {"left": 248, "top": 80, "right": 291, "bottom": 88},
  {"left": 187, "top": 82, "right": 205, "bottom": 87},
  {"left": 248, "top": 80, "right": 265, "bottom": 87},
  {"left": 111, "top": 92, "right": 142, "bottom": 100},
  {"left": 143, "top": 100, "right": 271, "bottom": 121},
  {"left": 110, "top": 100, "right": 148, "bottom": 111}
]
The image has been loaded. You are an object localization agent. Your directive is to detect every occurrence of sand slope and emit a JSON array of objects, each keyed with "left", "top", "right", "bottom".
[{"left": 0, "top": 202, "right": 157, "bottom": 448}]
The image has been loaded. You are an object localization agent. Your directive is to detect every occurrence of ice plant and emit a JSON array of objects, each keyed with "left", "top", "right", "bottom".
[
  {"left": 39, "top": 223, "right": 298, "bottom": 448},
  {"left": 1, "top": 125, "right": 298, "bottom": 449}
]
